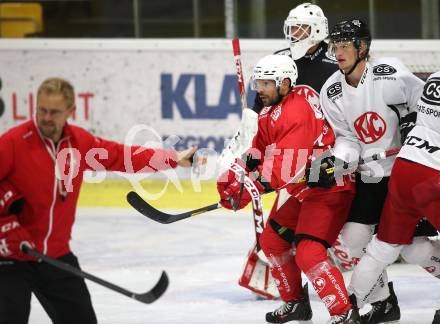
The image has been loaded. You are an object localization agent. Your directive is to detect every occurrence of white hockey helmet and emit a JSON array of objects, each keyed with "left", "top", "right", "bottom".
[
  {"left": 283, "top": 2, "right": 328, "bottom": 60},
  {"left": 251, "top": 54, "right": 298, "bottom": 90}
]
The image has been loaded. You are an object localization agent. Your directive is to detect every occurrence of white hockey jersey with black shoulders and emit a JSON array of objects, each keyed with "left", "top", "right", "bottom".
[
  {"left": 398, "top": 71, "right": 440, "bottom": 170},
  {"left": 320, "top": 57, "right": 424, "bottom": 177}
]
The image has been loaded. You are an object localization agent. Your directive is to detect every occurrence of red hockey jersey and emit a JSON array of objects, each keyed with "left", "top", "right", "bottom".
[{"left": 0, "top": 120, "right": 178, "bottom": 257}]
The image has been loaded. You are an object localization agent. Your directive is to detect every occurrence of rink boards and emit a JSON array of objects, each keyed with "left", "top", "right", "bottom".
[{"left": 1, "top": 39, "right": 440, "bottom": 210}]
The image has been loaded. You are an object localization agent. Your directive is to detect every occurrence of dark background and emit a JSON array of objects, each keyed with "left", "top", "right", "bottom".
[{"left": 0, "top": 0, "right": 436, "bottom": 39}]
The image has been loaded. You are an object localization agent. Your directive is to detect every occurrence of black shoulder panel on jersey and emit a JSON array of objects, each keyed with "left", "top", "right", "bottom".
[
  {"left": 420, "top": 77, "right": 440, "bottom": 105},
  {"left": 326, "top": 82, "right": 342, "bottom": 98},
  {"left": 373, "top": 64, "right": 397, "bottom": 76}
]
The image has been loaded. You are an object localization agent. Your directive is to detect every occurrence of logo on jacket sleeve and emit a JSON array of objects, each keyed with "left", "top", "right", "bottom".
[
  {"left": 326, "top": 82, "right": 342, "bottom": 98},
  {"left": 420, "top": 77, "right": 440, "bottom": 105},
  {"left": 373, "top": 64, "right": 397, "bottom": 76},
  {"left": 353, "top": 112, "right": 387, "bottom": 143}
]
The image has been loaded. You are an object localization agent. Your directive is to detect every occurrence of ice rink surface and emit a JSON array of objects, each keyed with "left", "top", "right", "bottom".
[{"left": 29, "top": 208, "right": 440, "bottom": 323}]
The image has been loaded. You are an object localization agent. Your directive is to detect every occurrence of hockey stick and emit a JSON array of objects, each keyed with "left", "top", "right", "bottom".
[
  {"left": 22, "top": 245, "right": 169, "bottom": 304},
  {"left": 232, "top": 37, "right": 248, "bottom": 111},
  {"left": 231, "top": 37, "right": 247, "bottom": 211},
  {"left": 126, "top": 162, "right": 263, "bottom": 228},
  {"left": 127, "top": 148, "right": 400, "bottom": 224},
  {"left": 127, "top": 191, "right": 220, "bottom": 225}
]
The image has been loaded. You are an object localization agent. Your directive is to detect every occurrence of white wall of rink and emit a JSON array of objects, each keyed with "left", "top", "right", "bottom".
[{"left": 1, "top": 39, "right": 440, "bottom": 154}]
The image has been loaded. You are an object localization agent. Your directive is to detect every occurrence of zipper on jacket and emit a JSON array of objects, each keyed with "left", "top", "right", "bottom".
[{"left": 42, "top": 136, "right": 70, "bottom": 254}]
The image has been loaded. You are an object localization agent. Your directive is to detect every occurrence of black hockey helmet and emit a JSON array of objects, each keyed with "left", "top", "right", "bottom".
[{"left": 330, "top": 19, "right": 371, "bottom": 55}]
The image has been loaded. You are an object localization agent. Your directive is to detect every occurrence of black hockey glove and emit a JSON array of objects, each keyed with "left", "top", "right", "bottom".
[
  {"left": 307, "top": 155, "right": 337, "bottom": 188},
  {"left": 307, "top": 154, "right": 345, "bottom": 188},
  {"left": 399, "top": 111, "right": 417, "bottom": 144}
]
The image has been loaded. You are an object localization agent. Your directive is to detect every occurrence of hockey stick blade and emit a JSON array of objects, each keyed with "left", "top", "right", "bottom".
[
  {"left": 134, "top": 271, "right": 169, "bottom": 304},
  {"left": 22, "top": 245, "right": 169, "bottom": 304},
  {"left": 127, "top": 191, "right": 220, "bottom": 224}
]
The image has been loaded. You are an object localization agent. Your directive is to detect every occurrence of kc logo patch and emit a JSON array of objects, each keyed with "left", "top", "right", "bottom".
[{"left": 354, "top": 112, "right": 387, "bottom": 143}]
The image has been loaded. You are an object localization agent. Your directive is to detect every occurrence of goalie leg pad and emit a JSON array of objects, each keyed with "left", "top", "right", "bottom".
[{"left": 238, "top": 243, "right": 279, "bottom": 299}]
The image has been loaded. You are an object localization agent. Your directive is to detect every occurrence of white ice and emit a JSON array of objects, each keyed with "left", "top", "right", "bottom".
[{"left": 29, "top": 208, "right": 440, "bottom": 323}]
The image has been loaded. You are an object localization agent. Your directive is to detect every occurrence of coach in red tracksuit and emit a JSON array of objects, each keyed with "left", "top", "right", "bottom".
[
  {"left": 217, "top": 55, "right": 359, "bottom": 323},
  {"left": 0, "top": 78, "right": 195, "bottom": 324}
]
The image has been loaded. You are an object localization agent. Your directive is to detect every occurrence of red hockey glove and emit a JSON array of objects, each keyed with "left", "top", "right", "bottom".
[
  {"left": 0, "top": 215, "right": 35, "bottom": 261},
  {"left": 217, "top": 163, "right": 265, "bottom": 210},
  {"left": 0, "top": 180, "right": 24, "bottom": 216}
]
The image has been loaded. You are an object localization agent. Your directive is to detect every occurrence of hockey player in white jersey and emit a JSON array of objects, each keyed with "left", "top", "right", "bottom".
[
  {"left": 316, "top": 19, "right": 440, "bottom": 323},
  {"left": 349, "top": 72, "right": 440, "bottom": 324}
]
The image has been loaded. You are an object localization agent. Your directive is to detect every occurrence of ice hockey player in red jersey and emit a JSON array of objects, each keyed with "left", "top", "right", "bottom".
[
  {"left": 239, "top": 1, "right": 343, "bottom": 301},
  {"left": 217, "top": 54, "right": 360, "bottom": 324}
]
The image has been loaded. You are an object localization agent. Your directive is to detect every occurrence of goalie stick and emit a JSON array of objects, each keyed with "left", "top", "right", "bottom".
[
  {"left": 232, "top": 37, "right": 248, "bottom": 112},
  {"left": 22, "top": 245, "right": 169, "bottom": 304},
  {"left": 231, "top": 37, "right": 247, "bottom": 211},
  {"left": 127, "top": 148, "right": 400, "bottom": 224}
]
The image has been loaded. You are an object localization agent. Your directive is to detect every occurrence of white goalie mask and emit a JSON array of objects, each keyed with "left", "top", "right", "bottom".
[
  {"left": 283, "top": 2, "right": 328, "bottom": 60},
  {"left": 250, "top": 54, "right": 298, "bottom": 91}
]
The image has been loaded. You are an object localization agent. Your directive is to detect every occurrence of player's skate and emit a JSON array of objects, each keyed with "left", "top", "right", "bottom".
[
  {"left": 432, "top": 309, "right": 440, "bottom": 324},
  {"left": 327, "top": 307, "right": 361, "bottom": 324},
  {"left": 265, "top": 283, "right": 312, "bottom": 323},
  {"left": 360, "top": 282, "right": 400, "bottom": 324}
]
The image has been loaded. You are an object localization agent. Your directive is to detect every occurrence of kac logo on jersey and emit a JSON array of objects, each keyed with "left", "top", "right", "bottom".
[
  {"left": 420, "top": 77, "right": 440, "bottom": 105},
  {"left": 373, "top": 64, "right": 397, "bottom": 76},
  {"left": 327, "top": 82, "right": 342, "bottom": 98},
  {"left": 354, "top": 112, "right": 387, "bottom": 144}
]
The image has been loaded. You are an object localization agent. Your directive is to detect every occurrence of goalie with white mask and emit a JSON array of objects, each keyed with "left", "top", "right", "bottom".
[
  {"left": 284, "top": 2, "right": 328, "bottom": 60},
  {"left": 253, "top": 2, "right": 337, "bottom": 115},
  {"left": 217, "top": 54, "right": 360, "bottom": 323}
]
